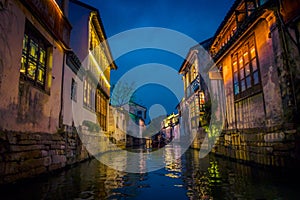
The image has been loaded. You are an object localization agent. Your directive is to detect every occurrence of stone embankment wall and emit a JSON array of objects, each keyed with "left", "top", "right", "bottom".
[
  {"left": 0, "top": 129, "right": 90, "bottom": 185},
  {"left": 211, "top": 128, "right": 300, "bottom": 167}
]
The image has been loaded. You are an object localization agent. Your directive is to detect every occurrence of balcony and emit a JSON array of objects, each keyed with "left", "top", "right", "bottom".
[{"left": 185, "top": 75, "right": 200, "bottom": 99}]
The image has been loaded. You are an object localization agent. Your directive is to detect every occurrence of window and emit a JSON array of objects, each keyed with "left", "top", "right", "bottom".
[
  {"left": 71, "top": 79, "right": 77, "bottom": 101},
  {"left": 232, "top": 36, "right": 260, "bottom": 98},
  {"left": 83, "top": 78, "right": 95, "bottom": 111},
  {"left": 96, "top": 89, "right": 108, "bottom": 131},
  {"left": 20, "top": 21, "right": 49, "bottom": 88},
  {"left": 137, "top": 111, "right": 142, "bottom": 118},
  {"left": 199, "top": 91, "right": 205, "bottom": 112}
]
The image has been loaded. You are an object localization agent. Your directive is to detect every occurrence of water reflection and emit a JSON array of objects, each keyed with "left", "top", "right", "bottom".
[{"left": 0, "top": 148, "right": 299, "bottom": 199}]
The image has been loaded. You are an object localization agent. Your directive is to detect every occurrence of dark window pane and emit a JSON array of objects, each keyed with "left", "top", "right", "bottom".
[
  {"left": 240, "top": 67, "right": 245, "bottom": 79},
  {"left": 234, "top": 83, "right": 239, "bottom": 95},
  {"left": 245, "top": 63, "right": 250, "bottom": 76},
  {"left": 246, "top": 76, "right": 251, "bottom": 88},
  {"left": 252, "top": 59, "right": 257, "bottom": 71},
  {"left": 234, "top": 72, "right": 238, "bottom": 83},
  {"left": 253, "top": 71, "right": 259, "bottom": 85},
  {"left": 241, "top": 79, "right": 246, "bottom": 91}
]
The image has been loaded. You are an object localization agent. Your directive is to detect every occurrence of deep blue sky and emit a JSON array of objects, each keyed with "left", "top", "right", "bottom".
[{"left": 85, "top": 0, "right": 235, "bottom": 120}]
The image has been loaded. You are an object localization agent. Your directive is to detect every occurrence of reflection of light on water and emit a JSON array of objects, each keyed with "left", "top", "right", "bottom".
[
  {"left": 165, "top": 173, "right": 181, "bottom": 179},
  {"left": 164, "top": 144, "right": 183, "bottom": 179},
  {"left": 208, "top": 161, "right": 221, "bottom": 184},
  {"left": 174, "top": 184, "right": 183, "bottom": 187}
]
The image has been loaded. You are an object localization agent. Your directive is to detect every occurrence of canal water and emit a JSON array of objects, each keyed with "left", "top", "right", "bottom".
[{"left": 1, "top": 147, "right": 299, "bottom": 200}]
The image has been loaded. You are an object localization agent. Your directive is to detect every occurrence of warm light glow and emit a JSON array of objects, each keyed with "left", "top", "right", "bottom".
[
  {"left": 51, "top": 0, "right": 64, "bottom": 16},
  {"left": 233, "top": 61, "right": 238, "bottom": 72},
  {"left": 239, "top": 57, "right": 243, "bottom": 65},
  {"left": 250, "top": 46, "right": 256, "bottom": 59},
  {"left": 89, "top": 51, "right": 111, "bottom": 88},
  {"left": 200, "top": 92, "right": 205, "bottom": 104}
]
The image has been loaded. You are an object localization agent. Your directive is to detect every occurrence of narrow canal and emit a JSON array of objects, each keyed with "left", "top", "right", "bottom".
[{"left": 1, "top": 146, "right": 299, "bottom": 200}]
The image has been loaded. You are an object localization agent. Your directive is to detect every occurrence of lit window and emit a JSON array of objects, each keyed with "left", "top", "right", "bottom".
[
  {"left": 20, "top": 21, "right": 49, "bottom": 88},
  {"left": 199, "top": 91, "right": 205, "bottom": 112},
  {"left": 232, "top": 36, "right": 260, "bottom": 98},
  {"left": 96, "top": 89, "right": 108, "bottom": 131}
]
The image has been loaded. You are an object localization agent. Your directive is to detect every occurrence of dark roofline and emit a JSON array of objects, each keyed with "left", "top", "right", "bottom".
[
  {"left": 69, "top": 0, "right": 118, "bottom": 70},
  {"left": 199, "top": 37, "right": 213, "bottom": 50},
  {"left": 178, "top": 37, "right": 213, "bottom": 73},
  {"left": 129, "top": 100, "right": 147, "bottom": 110},
  {"left": 210, "top": 0, "right": 274, "bottom": 51},
  {"left": 210, "top": 0, "right": 274, "bottom": 62},
  {"left": 210, "top": 0, "right": 241, "bottom": 46}
]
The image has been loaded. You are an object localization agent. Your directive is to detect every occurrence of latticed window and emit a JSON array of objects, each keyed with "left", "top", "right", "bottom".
[
  {"left": 83, "top": 78, "right": 96, "bottom": 111},
  {"left": 20, "top": 21, "right": 49, "bottom": 88},
  {"left": 96, "top": 89, "right": 107, "bottom": 131},
  {"left": 232, "top": 36, "right": 260, "bottom": 96},
  {"left": 199, "top": 91, "right": 205, "bottom": 112}
]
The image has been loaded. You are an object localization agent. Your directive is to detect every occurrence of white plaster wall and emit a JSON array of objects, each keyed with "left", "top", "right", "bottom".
[{"left": 62, "top": 63, "right": 84, "bottom": 127}]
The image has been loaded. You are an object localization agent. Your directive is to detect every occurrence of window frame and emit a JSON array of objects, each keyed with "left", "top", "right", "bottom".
[
  {"left": 71, "top": 78, "right": 77, "bottom": 102},
  {"left": 20, "top": 20, "right": 50, "bottom": 90},
  {"left": 232, "top": 35, "right": 262, "bottom": 101}
]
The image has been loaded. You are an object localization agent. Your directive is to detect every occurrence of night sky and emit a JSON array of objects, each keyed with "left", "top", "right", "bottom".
[{"left": 84, "top": 0, "right": 235, "bottom": 121}]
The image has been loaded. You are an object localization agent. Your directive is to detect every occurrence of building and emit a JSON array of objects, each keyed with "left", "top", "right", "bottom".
[
  {"left": 178, "top": 39, "right": 212, "bottom": 149},
  {"left": 0, "top": 0, "right": 76, "bottom": 184},
  {"left": 123, "top": 101, "right": 147, "bottom": 147},
  {"left": 0, "top": 0, "right": 70, "bottom": 133},
  {"left": 108, "top": 106, "right": 127, "bottom": 148},
  {"left": 205, "top": 0, "right": 300, "bottom": 167},
  {"left": 0, "top": 0, "right": 118, "bottom": 184},
  {"left": 69, "top": 0, "right": 117, "bottom": 132},
  {"left": 161, "top": 113, "right": 180, "bottom": 142}
]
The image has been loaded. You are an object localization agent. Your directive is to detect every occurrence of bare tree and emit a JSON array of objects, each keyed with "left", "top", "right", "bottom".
[{"left": 110, "top": 81, "right": 136, "bottom": 107}]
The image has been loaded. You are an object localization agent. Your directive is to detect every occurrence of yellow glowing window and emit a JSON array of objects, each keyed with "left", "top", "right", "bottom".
[
  {"left": 243, "top": 52, "right": 249, "bottom": 63},
  {"left": 20, "top": 21, "right": 49, "bottom": 88},
  {"left": 239, "top": 57, "right": 243, "bottom": 66},
  {"left": 233, "top": 61, "right": 238, "bottom": 72},
  {"left": 250, "top": 46, "right": 256, "bottom": 59}
]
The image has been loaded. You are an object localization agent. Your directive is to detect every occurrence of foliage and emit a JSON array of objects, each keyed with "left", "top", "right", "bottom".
[{"left": 82, "top": 120, "right": 100, "bottom": 132}]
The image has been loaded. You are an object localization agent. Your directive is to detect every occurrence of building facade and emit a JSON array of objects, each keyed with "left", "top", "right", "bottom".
[
  {"left": 124, "top": 101, "right": 147, "bottom": 147},
  {"left": 108, "top": 106, "right": 127, "bottom": 148},
  {"left": 161, "top": 113, "right": 180, "bottom": 143},
  {"left": 205, "top": 0, "right": 300, "bottom": 167},
  {"left": 0, "top": 0, "right": 117, "bottom": 184},
  {"left": 0, "top": 0, "right": 78, "bottom": 184},
  {"left": 69, "top": 0, "right": 117, "bottom": 134},
  {"left": 178, "top": 40, "right": 212, "bottom": 149}
]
